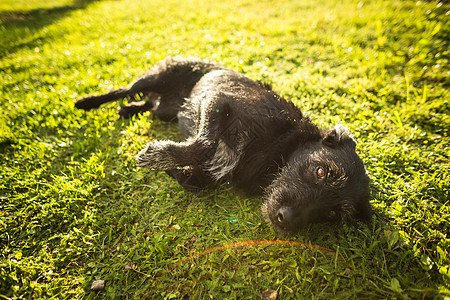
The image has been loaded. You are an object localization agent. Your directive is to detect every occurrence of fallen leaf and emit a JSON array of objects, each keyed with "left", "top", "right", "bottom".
[
  {"left": 91, "top": 279, "right": 105, "bottom": 291},
  {"left": 261, "top": 289, "right": 277, "bottom": 300},
  {"left": 125, "top": 262, "right": 135, "bottom": 270},
  {"left": 169, "top": 224, "right": 180, "bottom": 231}
]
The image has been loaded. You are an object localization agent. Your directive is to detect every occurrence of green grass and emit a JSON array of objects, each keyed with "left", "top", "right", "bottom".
[{"left": 0, "top": 0, "right": 448, "bottom": 298}]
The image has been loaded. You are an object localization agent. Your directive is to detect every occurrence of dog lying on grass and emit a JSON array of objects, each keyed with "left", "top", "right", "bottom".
[{"left": 75, "top": 57, "right": 372, "bottom": 234}]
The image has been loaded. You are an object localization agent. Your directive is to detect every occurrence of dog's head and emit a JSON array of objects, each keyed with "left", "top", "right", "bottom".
[{"left": 261, "top": 125, "right": 371, "bottom": 234}]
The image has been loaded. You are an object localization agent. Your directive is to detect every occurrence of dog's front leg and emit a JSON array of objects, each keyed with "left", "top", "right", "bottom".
[{"left": 135, "top": 138, "right": 214, "bottom": 170}]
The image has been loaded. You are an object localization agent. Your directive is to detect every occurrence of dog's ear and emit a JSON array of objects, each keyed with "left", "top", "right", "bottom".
[{"left": 322, "top": 124, "right": 356, "bottom": 148}]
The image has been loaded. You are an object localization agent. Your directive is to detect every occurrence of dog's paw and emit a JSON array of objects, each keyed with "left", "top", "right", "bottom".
[
  {"left": 135, "top": 141, "right": 178, "bottom": 170},
  {"left": 118, "top": 105, "right": 139, "bottom": 119},
  {"left": 75, "top": 96, "right": 98, "bottom": 110},
  {"left": 119, "top": 101, "right": 154, "bottom": 119}
]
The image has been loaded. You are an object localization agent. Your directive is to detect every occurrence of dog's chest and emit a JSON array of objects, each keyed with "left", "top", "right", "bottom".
[{"left": 204, "top": 139, "right": 242, "bottom": 183}]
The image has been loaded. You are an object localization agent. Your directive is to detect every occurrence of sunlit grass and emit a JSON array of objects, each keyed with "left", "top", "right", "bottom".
[{"left": 0, "top": 0, "right": 448, "bottom": 298}]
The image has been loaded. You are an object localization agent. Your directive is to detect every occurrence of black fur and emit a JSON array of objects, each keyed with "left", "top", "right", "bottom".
[{"left": 75, "top": 57, "right": 372, "bottom": 234}]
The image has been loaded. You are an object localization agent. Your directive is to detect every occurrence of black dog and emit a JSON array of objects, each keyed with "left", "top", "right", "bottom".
[{"left": 75, "top": 57, "right": 372, "bottom": 234}]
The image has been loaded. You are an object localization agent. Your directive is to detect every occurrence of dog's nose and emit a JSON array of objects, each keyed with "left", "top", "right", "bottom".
[
  {"left": 276, "top": 206, "right": 293, "bottom": 225},
  {"left": 276, "top": 206, "right": 308, "bottom": 231}
]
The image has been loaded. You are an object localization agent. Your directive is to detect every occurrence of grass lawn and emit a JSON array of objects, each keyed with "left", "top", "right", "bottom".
[{"left": 0, "top": 0, "right": 449, "bottom": 298}]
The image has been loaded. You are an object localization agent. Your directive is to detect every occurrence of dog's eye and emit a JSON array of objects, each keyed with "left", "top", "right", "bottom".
[
  {"left": 316, "top": 167, "right": 326, "bottom": 178},
  {"left": 328, "top": 210, "right": 337, "bottom": 219}
]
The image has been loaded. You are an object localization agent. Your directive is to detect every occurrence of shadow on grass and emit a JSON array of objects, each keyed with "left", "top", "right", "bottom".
[
  {"left": 79, "top": 119, "right": 446, "bottom": 297},
  {"left": 14, "top": 112, "right": 433, "bottom": 297},
  {"left": 0, "top": 0, "right": 100, "bottom": 58}
]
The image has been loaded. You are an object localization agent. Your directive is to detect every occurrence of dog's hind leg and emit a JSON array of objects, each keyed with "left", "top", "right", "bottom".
[
  {"left": 75, "top": 87, "right": 133, "bottom": 110},
  {"left": 74, "top": 74, "right": 163, "bottom": 112},
  {"left": 75, "top": 57, "right": 224, "bottom": 117}
]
